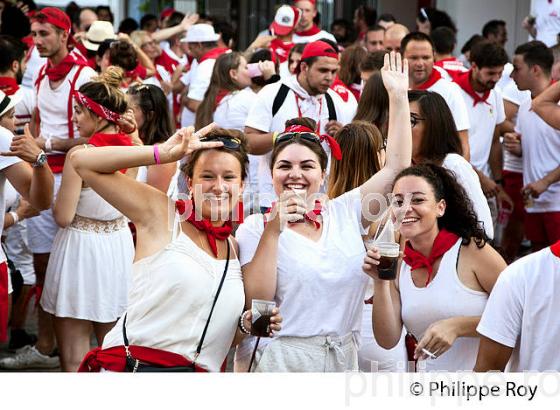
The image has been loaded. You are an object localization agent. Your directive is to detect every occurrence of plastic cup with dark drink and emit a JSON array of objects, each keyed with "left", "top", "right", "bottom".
[
  {"left": 251, "top": 299, "right": 275, "bottom": 337},
  {"left": 367, "top": 241, "right": 400, "bottom": 280}
]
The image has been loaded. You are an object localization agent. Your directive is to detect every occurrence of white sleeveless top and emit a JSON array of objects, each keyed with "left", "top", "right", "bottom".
[
  {"left": 75, "top": 188, "right": 123, "bottom": 221},
  {"left": 102, "top": 219, "right": 245, "bottom": 372},
  {"left": 399, "top": 238, "right": 488, "bottom": 371}
]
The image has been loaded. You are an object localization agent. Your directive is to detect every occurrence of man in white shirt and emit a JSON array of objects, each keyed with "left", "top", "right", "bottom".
[
  {"left": 292, "top": 0, "right": 336, "bottom": 44},
  {"left": 14, "top": 7, "right": 96, "bottom": 369},
  {"left": 508, "top": 41, "right": 560, "bottom": 251},
  {"left": 401, "top": 32, "right": 471, "bottom": 159},
  {"left": 523, "top": 0, "right": 560, "bottom": 47},
  {"left": 453, "top": 41, "right": 510, "bottom": 213},
  {"left": 475, "top": 240, "right": 560, "bottom": 372},
  {"left": 244, "top": 40, "right": 356, "bottom": 208},
  {"left": 364, "top": 25, "right": 385, "bottom": 53},
  {"left": 180, "top": 24, "right": 229, "bottom": 127}
]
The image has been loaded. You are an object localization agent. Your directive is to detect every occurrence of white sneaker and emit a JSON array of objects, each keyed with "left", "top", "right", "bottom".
[{"left": 0, "top": 345, "right": 59, "bottom": 370}]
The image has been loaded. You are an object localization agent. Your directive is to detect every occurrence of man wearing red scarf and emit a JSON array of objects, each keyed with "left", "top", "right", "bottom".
[
  {"left": 179, "top": 24, "right": 229, "bottom": 127},
  {"left": 268, "top": 5, "right": 301, "bottom": 64},
  {"left": 292, "top": 0, "right": 337, "bottom": 44},
  {"left": 402, "top": 32, "right": 471, "bottom": 160},
  {"left": 453, "top": 41, "right": 510, "bottom": 235},
  {"left": 12, "top": 7, "right": 96, "bottom": 370}
]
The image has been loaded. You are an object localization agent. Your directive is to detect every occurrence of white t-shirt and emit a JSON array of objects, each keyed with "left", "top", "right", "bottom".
[
  {"left": 34, "top": 64, "right": 96, "bottom": 141},
  {"left": 496, "top": 62, "right": 514, "bottom": 92},
  {"left": 443, "top": 153, "right": 494, "bottom": 239},
  {"left": 427, "top": 77, "right": 471, "bottom": 132},
  {"left": 292, "top": 29, "right": 337, "bottom": 44},
  {"left": 516, "top": 98, "right": 560, "bottom": 213},
  {"left": 0, "top": 126, "right": 22, "bottom": 263},
  {"left": 22, "top": 46, "right": 46, "bottom": 89},
  {"left": 236, "top": 188, "right": 369, "bottom": 338},
  {"left": 213, "top": 88, "right": 260, "bottom": 203},
  {"left": 13, "top": 86, "right": 35, "bottom": 134},
  {"left": 531, "top": 0, "right": 560, "bottom": 46},
  {"left": 477, "top": 245, "right": 560, "bottom": 371},
  {"left": 245, "top": 75, "right": 357, "bottom": 207},
  {"left": 501, "top": 81, "right": 531, "bottom": 174},
  {"left": 181, "top": 58, "right": 217, "bottom": 128},
  {"left": 457, "top": 86, "right": 505, "bottom": 176}
]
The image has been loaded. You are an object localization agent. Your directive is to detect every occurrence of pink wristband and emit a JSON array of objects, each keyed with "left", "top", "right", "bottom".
[{"left": 153, "top": 144, "right": 161, "bottom": 164}]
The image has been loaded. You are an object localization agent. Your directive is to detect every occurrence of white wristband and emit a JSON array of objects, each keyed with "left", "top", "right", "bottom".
[
  {"left": 44, "top": 137, "right": 53, "bottom": 153},
  {"left": 9, "top": 211, "right": 19, "bottom": 225}
]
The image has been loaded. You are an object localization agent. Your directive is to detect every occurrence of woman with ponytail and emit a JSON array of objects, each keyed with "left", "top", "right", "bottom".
[
  {"left": 40, "top": 67, "right": 136, "bottom": 371},
  {"left": 363, "top": 163, "right": 506, "bottom": 371}
]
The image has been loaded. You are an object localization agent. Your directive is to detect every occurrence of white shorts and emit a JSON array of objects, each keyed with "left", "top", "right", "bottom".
[
  {"left": 254, "top": 333, "right": 358, "bottom": 372},
  {"left": 26, "top": 174, "right": 62, "bottom": 254}
]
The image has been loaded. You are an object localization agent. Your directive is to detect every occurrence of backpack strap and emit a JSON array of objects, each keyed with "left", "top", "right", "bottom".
[
  {"left": 272, "top": 83, "right": 290, "bottom": 117},
  {"left": 324, "top": 91, "right": 337, "bottom": 122}
]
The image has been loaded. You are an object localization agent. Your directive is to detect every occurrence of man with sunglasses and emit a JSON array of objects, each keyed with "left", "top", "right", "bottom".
[{"left": 244, "top": 40, "right": 356, "bottom": 209}]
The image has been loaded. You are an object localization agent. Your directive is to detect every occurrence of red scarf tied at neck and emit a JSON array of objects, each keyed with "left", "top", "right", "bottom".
[
  {"left": 176, "top": 200, "right": 233, "bottom": 257},
  {"left": 402, "top": 229, "right": 460, "bottom": 286},
  {"left": 199, "top": 47, "right": 230, "bottom": 64},
  {"left": 454, "top": 69, "right": 490, "bottom": 106},
  {"left": 45, "top": 53, "right": 88, "bottom": 82},
  {"left": 283, "top": 124, "right": 343, "bottom": 160},
  {"left": 417, "top": 68, "right": 442, "bottom": 90},
  {"left": 296, "top": 24, "right": 321, "bottom": 37},
  {"left": 0, "top": 77, "right": 20, "bottom": 95}
]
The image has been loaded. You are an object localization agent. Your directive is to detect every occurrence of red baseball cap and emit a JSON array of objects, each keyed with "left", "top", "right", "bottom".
[
  {"left": 270, "top": 5, "right": 301, "bottom": 36},
  {"left": 301, "top": 40, "right": 339, "bottom": 61},
  {"left": 31, "top": 7, "right": 71, "bottom": 33}
]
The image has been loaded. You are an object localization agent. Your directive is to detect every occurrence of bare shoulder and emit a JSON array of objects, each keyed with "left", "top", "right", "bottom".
[{"left": 460, "top": 239, "right": 507, "bottom": 292}]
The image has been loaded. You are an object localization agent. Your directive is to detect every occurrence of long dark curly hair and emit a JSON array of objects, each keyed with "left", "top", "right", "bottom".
[{"left": 394, "top": 163, "right": 488, "bottom": 248}]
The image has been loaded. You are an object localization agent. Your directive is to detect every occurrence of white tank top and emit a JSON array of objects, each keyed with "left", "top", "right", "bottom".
[
  {"left": 399, "top": 238, "right": 488, "bottom": 371},
  {"left": 102, "top": 216, "right": 245, "bottom": 372}
]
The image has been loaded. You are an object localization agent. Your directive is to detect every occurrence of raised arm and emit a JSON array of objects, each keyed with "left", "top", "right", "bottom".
[
  {"left": 359, "top": 52, "right": 411, "bottom": 226},
  {"left": 531, "top": 80, "right": 560, "bottom": 129},
  {"left": 151, "top": 13, "right": 199, "bottom": 43}
]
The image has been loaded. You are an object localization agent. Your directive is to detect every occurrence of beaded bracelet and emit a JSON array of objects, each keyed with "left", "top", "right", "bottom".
[{"left": 238, "top": 310, "right": 251, "bottom": 335}]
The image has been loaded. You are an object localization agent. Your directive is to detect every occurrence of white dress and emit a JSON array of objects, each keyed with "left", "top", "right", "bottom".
[{"left": 41, "top": 188, "right": 134, "bottom": 322}]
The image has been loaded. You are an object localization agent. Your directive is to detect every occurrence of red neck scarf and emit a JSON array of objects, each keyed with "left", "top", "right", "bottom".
[
  {"left": 454, "top": 69, "right": 490, "bottom": 106},
  {"left": 265, "top": 200, "right": 323, "bottom": 229},
  {"left": 0, "top": 77, "right": 19, "bottom": 95},
  {"left": 45, "top": 52, "right": 87, "bottom": 82},
  {"left": 88, "top": 132, "right": 133, "bottom": 148},
  {"left": 416, "top": 68, "right": 442, "bottom": 90},
  {"left": 175, "top": 200, "right": 233, "bottom": 257},
  {"left": 269, "top": 38, "right": 294, "bottom": 63},
  {"left": 199, "top": 47, "right": 230, "bottom": 64},
  {"left": 296, "top": 24, "right": 321, "bottom": 37},
  {"left": 403, "top": 229, "right": 460, "bottom": 286},
  {"left": 215, "top": 89, "right": 230, "bottom": 106},
  {"left": 551, "top": 240, "right": 560, "bottom": 258}
]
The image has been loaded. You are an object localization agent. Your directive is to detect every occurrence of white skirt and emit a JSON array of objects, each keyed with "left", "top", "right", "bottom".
[{"left": 40, "top": 219, "right": 134, "bottom": 322}]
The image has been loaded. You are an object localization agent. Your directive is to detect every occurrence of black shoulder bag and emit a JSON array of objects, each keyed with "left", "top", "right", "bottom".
[{"left": 123, "top": 241, "right": 231, "bottom": 372}]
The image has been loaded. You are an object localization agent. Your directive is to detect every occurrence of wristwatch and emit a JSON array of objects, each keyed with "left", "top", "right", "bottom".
[{"left": 32, "top": 150, "right": 47, "bottom": 168}]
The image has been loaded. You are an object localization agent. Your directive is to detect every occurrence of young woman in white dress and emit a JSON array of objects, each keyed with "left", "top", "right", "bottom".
[{"left": 40, "top": 68, "right": 135, "bottom": 371}]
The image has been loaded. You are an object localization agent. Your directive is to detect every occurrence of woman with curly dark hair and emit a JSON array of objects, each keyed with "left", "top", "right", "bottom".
[{"left": 363, "top": 163, "right": 506, "bottom": 371}]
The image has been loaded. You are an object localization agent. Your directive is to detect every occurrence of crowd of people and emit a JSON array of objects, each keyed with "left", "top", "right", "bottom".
[{"left": 0, "top": 0, "right": 559, "bottom": 373}]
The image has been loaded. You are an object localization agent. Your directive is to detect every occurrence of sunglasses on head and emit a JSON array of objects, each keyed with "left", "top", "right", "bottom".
[
  {"left": 199, "top": 135, "right": 242, "bottom": 150},
  {"left": 274, "top": 131, "right": 321, "bottom": 146}
]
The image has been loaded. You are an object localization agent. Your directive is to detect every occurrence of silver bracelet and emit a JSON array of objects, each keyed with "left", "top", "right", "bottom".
[{"left": 238, "top": 310, "right": 251, "bottom": 335}]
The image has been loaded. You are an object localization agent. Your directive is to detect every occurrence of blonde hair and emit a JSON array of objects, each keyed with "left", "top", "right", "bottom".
[{"left": 78, "top": 66, "right": 128, "bottom": 116}]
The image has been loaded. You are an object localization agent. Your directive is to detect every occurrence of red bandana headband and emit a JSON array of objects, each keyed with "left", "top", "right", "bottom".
[
  {"left": 73, "top": 91, "right": 122, "bottom": 123},
  {"left": 283, "top": 124, "right": 343, "bottom": 160}
]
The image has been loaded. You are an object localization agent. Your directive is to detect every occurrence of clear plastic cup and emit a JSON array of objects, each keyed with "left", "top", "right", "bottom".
[{"left": 251, "top": 299, "right": 275, "bottom": 337}]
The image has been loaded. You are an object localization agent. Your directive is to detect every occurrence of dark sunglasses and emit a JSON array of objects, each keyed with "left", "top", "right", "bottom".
[
  {"left": 274, "top": 132, "right": 321, "bottom": 146},
  {"left": 200, "top": 135, "right": 242, "bottom": 150}
]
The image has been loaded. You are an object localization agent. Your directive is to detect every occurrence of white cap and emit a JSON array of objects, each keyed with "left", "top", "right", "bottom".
[
  {"left": 181, "top": 24, "right": 220, "bottom": 43},
  {"left": 82, "top": 21, "right": 117, "bottom": 51},
  {"left": 0, "top": 90, "right": 22, "bottom": 118},
  {"left": 270, "top": 5, "right": 301, "bottom": 36}
]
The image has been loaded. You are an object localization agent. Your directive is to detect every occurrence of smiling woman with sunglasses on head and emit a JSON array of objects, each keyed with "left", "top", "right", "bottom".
[
  {"left": 236, "top": 52, "right": 411, "bottom": 372},
  {"left": 71, "top": 123, "right": 282, "bottom": 372}
]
